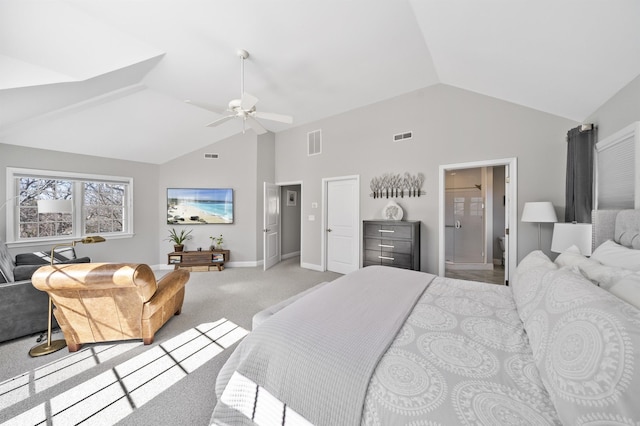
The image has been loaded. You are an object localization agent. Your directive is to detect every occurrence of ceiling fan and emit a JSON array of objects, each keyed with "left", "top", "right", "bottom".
[{"left": 186, "top": 49, "right": 293, "bottom": 135}]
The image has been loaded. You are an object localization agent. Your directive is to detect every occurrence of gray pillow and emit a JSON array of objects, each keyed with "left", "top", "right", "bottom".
[
  {"left": 13, "top": 256, "right": 91, "bottom": 281},
  {"left": 15, "top": 246, "right": 77, "bottom": 266}
]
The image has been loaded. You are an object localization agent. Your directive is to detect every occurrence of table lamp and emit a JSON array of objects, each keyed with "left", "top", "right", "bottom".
[
  {"left": 521, "top": 202, "right": 558, "bottom": 250},
  {"left": 551, "top": 223, "right": 593, "bottom": 256}
]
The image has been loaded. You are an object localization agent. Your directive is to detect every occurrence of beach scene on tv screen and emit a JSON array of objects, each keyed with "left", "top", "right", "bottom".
[{"left": 167, "top": 188, "right": 233, "bottom": 224}]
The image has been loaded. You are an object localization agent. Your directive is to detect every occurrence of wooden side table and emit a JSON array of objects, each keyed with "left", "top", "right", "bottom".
[{"left": 168, "top": 249, "right": 230, "bottom": 271}]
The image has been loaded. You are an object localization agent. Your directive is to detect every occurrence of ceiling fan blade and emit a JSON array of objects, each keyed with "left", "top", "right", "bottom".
[
  {"left": 206, "top": 115, "right": 235, "bottom": 127},
  {"left": 253, "top": 111, "right": 293, "bottom": 124},
  {"left": 246, "top": 117, "right": 268, "bottom": 135},
  {"left": 240, "top": 92, "right": 259, "bottom": 110},
  {"left": 185, "top": 100, "right": 227, "bottom": 114}
]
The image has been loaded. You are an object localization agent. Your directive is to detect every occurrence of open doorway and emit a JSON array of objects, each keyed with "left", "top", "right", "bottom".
[
  {"left": 263, "top": 181, "right": 303, "bottom": 270},
  {"left": 280, "top": 184, "right": 301, "bottom": 261},
  {"left": 438, "top": 158, "right": 518, "bottom": 285}
]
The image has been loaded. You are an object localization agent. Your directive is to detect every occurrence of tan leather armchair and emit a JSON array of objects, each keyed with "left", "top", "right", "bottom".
[{"left": 32, "top": 263, "right": 189, "bottom": 352}]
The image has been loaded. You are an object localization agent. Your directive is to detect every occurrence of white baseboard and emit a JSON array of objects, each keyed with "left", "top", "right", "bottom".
[
  {"left": 301, "top": 262, "right": 323, "bottom": 272},
  {"left": 227, "top": 260, "right": 261, "bottom": 268},
  {"left": 282, "top": 251, "right": 301, "bottom": 260}
]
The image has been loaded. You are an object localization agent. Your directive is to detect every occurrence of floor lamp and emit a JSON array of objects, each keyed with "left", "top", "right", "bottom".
[
  {"left": 28, "top": 199, "right": 105, "bottom": 357},
  {"left": 521, "top": 202, "right": 558, "bottom": 250}
]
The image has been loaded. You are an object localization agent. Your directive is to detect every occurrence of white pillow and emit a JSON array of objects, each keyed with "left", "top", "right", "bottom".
[
  {"left": 591, "top": 239, "right": 640, "bottom": 271},
  {"left": 608, "top": 274, "right": 640, "bottom": 309},
  {"left": 578, "top": 260, "right": 634, "bottom": 289},
  {"left": 553, "top": 245, "right": 629, "bottom": 288},
  {"left": 554, "top": 245, "right": 587, "bottom": 268}
]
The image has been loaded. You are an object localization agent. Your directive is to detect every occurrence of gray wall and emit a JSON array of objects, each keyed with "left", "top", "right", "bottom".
[
  {"left": 0, "top": 143, "right": 159, "bottom": 263},
  {"left": 275, "top": 84, "right": 577, "bottom": 273},
  {"left": 3, "top": 83, "right": 590, "bottom": 271},
  {"left": 587, "top": 73, "right": 640, "bottom": 140},
  {"left": 281, "top": 184, "right": 301, "bottom": 256},
  {"left": 157, "top": 131, "right": 273, "bottom": 265}
]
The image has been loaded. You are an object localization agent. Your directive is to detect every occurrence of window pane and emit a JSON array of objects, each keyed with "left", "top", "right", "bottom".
[
  {"left": 18, "top": 178, "right": 73, "bottom": 238},
  {"left": 10, "top": 169, "right": 131, "bottom": 242},
  {"left": 84, "top": 182, "right": 125, "bottom": 235}
]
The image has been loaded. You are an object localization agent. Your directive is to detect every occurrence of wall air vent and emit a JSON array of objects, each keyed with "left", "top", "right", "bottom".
[
  {"left": 393, "top": 131, "right": 413, "bottom": 142},
  {"left": 308, "top": 129, "right": 322, "bottom": 156},
  {"left": 204, "top": 153, "right": 219, "bottom": 159}
]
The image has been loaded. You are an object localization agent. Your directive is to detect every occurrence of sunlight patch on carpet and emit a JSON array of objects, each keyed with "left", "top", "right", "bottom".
[
  {"left": 1, "top": 319, "right": 247, "bottom": 425},
  {"left": 0, "top": 342, "right": 141, "bottom": 411}
]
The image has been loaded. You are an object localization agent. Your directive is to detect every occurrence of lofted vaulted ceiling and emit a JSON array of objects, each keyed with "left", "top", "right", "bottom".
[{"left": 1, "top": 0, "right": 639, "bottom": 164}]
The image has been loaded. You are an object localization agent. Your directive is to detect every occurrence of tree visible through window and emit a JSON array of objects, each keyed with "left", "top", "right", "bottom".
[
  {"left": 84, "top": 182, "right": 125, "bottom": 234},
  {"left": 19, "top": 178, "right": 73, "bottom": 239},
  {"left": 8, "top": 168, "right": 132, "bottom": 242}
]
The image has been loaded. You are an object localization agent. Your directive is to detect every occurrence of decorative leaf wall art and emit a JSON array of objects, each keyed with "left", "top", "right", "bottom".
[{"left": 369, "top": 172, "right": 425, "bottom": 198}]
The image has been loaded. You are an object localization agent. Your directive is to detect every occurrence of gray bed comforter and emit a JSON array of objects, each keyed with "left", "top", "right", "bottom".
[
  {"left": 212, "top": 256, "right": 640, "bottom": 425},
  {"left": 212, "top": 266, "right": 434, "bottom": 425}
]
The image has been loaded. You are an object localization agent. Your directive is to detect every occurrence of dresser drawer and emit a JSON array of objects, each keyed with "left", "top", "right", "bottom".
[
  {"left": 363, "top": 223, "right": 412, "bottom": 239},
  {"left": 364, "top": 249, "right": 412, "bottom": 268},
  {"left": 380, "top": 256, "right": 411, "bottom": 269},
  {"left": 362, "top": 220, "right": 420, "bottom": 271},
  {"left": 364, "top": 238, "right": 412, "bottom": 254}
]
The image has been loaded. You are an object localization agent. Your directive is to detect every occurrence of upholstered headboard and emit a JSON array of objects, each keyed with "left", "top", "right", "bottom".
[{"left": 592, "top": 209, "right": 640, "bottom": 250}]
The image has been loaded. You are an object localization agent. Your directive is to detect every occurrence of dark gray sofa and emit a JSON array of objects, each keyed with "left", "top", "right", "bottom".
[{"left": 0, "top": 241, "right": 90, "bottom": 343}]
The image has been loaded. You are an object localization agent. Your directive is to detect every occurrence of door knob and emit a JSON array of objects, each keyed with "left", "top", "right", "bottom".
[
  {"left": 327, "top": 228, "right": 332, "bottom": 232},
  {"left": 263, "top": 228, "right": 270, "bottom": 232}
]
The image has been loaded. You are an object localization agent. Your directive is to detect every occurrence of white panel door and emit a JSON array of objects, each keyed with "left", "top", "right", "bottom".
[
  {"left": 263, "top": 182, "right": 281, "bottom": 270},
  {"left": 326, "top": 177, "right": 359, "bottom": 274}
]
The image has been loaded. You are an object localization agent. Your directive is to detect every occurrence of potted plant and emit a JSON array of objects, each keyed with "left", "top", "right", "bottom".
[
  {"left": 167, "top": 228, "right": 192, "bottom": 252},
  {"left": 213, "top": 234, "right": 223, "bottom": 250}
]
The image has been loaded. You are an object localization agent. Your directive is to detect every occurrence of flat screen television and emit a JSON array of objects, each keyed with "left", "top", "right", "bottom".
[{"left": 167, "top": 188, "right": 234, "bottom": 224}]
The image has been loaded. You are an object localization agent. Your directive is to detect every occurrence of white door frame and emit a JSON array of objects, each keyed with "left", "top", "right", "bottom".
[
  {"left": 438, "top": 158, "right": 518, "bottom": 284},
  {"left": 321, "top": 175, "right": 360, "bottom": 272},
  {"left": 276, "top": 180, "right": 304, "bottom": 266}
]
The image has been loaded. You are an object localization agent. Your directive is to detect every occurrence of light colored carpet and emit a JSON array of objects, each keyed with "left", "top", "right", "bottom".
[{"left": 0, "top": 257, "right": 342, "bottom": 425}]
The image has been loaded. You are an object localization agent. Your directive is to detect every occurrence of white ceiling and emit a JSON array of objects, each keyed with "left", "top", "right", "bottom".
[{"left": 1, "top": 0, "right": 639, "bottom": 164}]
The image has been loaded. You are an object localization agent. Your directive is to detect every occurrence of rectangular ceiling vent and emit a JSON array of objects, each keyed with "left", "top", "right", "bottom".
[
  {"left": 393, "top": 131, "right": 413, "bottom": 142},
  {"left": 204, "top": 153, "right": 219, "bottom": 159},
  {"left": 308, "top": 129, "right": 322, "bottom": 156}
]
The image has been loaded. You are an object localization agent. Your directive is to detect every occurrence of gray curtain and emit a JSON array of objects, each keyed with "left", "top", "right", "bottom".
[{"left": 565, "top": 125, "right": 597, "bottom": 223}]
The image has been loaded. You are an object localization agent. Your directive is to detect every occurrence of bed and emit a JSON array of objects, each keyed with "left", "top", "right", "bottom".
[{"left": 211, "top": 209, "right": 640, "bottom": 425}]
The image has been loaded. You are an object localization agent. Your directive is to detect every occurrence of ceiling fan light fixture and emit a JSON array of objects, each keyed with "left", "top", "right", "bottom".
[{"left": 185, "top": 48, "right": 293, "bottom": 134}]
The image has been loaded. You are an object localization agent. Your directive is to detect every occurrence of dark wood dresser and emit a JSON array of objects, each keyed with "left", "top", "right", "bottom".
[{"left": 363, "top": 220, "right": 420, "bottom": 270}]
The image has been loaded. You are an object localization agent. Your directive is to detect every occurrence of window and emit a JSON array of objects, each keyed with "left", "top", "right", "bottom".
[
  {"left": 6, "top": 167, "right": 133, "bottom": 244},
  {"left": 595, "top": 121, "right": 640, "bottom": 209}
]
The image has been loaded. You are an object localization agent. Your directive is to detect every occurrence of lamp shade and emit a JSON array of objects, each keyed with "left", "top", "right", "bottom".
[
  {"left": 521, "top": 202, "right": 558, "bottom": 223},
  {"left": 551, "top": 223, "right": 593, "bottom": 255},
  {"left": 37, "top": 199, "right": 73, "bottom": 214}
]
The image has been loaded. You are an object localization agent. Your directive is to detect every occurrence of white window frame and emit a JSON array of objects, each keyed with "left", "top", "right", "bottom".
[
  {"left": 594, "top": 121, "right": 640, "bottom": 210},
  {"left": 5, "top": 167, "right": 134, "bottom": 247}
]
